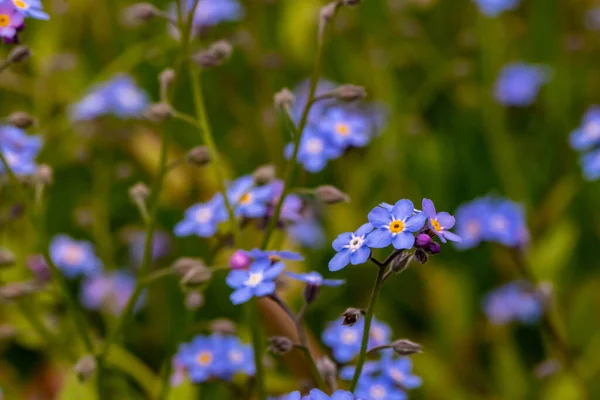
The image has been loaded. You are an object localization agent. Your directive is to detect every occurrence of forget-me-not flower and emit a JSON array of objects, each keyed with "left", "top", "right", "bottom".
[
  {"left": 365, "top": 200, "right": 427, "bottom": 250},
  {"left": 322, "top": 317, "right": 391, "bottom": 363},
  {"left": 473, "top": 0, "right": 520, "bottom": 17},
  {"left": 287, "top": 220, "right": 326, "bottom": 249},
  {"left": 422, "top": 198, "right": 461, "bottom": 243},
  {"left": 569, "top": 106, "right": 600, "bottom": 151},
  {"left": 0, "top": 145, "right": 37, "bottom": 175},
  {"left": 49, "top": 235, "right": 102, "bottom": 278},
  {"left": 329, "top": 223, "right": 374, "bottom": 271},
  {"left": 174, "top": 194, "right": 228, "bottom": 238},
  {"left": 10, "top": 0, "right": 49, "bottom": 20},
  {"left": 494, "top": 63, "right": 550, "bottom": 107},
  {"left": 286, "top": 128, "right": 342, "bottom": 173},
  {"left": 453, "top": 198, "right": 492, "bottom": 249},
  {"left": 355, "top": 376, "right": 407, "bottom": 400},
  {"left": 213, "top": 335, "right": 255, "bottom": 379},
  {"left": 483, "top": 281, "right": 544, "bottom": 325},
  {"left": 178, "top": 335, "right": 221, "bottom": 383},
  {"left": 581, "top": 149, "right": 600, "bottom": 181},
  {"left": 80, "top": 271, "right": 144, "bottom": 316},
  {"left": 226, "top": 258, "right": 284, "bottom": 305},
  {"left": 227, "top": 175, "right": 274, "bottom": 218},
  {"left": 0, "top": 2, "right": 24, "bottom": 43},
  {"left": 320, "top": 107, "right": 371, "bottom": 149},
  {"left": 285, "top": 271, "right": 345, "bottom": 287}
]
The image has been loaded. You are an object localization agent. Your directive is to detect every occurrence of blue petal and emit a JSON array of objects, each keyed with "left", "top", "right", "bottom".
[
  {"left": 402, "top": 374, "right": 423, "bottom": 389},
  {"left": 350, "top": 246, "right": 371, "bottom": 265},
  {"left": 174, "top": 219, "right": 195, "bottom": 237},
  {"left": 404, "top": 213, "right": 427, "bottom": 232},
  {"left": 328, "top": 250, "right": 351, "bottom": 271},
  {"left": 392, "top": 232, "right": 415, "bottom": 250},
  {"left": 331, "top": 391, "right": 355, "bottom": 400},
  {"left": 230, "top": 287, "right": 253, "bottom": 305},
  {"left": 391, "top": 199, "right": 415, "bottom": 219},
  {"left": 442, "top": 231, "right": 462, "bottom": 243},
  {"left": 421, "top": 198, "right": 436, "bottom": 218},
  {"left": 254, "top": 281, "right": 276, "bottom": 297},
  {"left": 226, "top": 270, "right": 249, "bottom": 288},
  {"left": 367, "top": 206, "right": 391, "bottom": 227},
  {"left": 262, "top": 262, "right": 284, "bottom": 280},
  {"left": 322, "top": 278, "right": 346, "bottom": 287},
  {"left": 364, "top": 228, "right": 392, "bottom": 248},
  {"left": 354, "top": 222, "right": 374, "bottom": 237},
  {"left": 308, "top": 389, "right": 329, "bottom": 400},
  {"left": 332, "top": 232, "right": 352, "bottom": 251}
]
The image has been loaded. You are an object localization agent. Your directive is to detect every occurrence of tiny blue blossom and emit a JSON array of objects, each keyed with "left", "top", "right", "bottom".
[
  {"left": 494, "top": 63, "right": 550, "bottom": 107},
  {"left": 213, "top": 335, "right": 255, "bottom": 379},
  {"left": 322, "top": 317, "right": 391, "bottom": 363},
  {"left": 286, "top": 128, "right": 342, "bottom": 173},
  {"left": 0, "top": 144, "right": 38, "bottom": 175},
  {"left": 581, "top": 149, "right": 600, "bottom": 181},
  {"left": 422, "top": 198, "right": 461, "bottom": 243},
  {"left": 49, "top": 235, "right": 102, "bottom": 278},
  {"left": 227, "top": 175, "right": 274, "bottom": 218},
  {"left": 242, "top": 248, "right": 304, "bottom": 263},
  {"left": 320, "top": 107, "right": 371, "bottom": 149},
  {"left": 10, "top": 0, "right": 49, "bottom": 20},
  {"left": 473, "top": 0, "right": 520, "bottom": 17},
  {"left": 341, "top": 354, "right": 422, "bottom": 392},
  {"left": 328, "top": 223, "right": 374, "bottom": 272},
  {"left": 0, "top": 2, "right": 24, "bottom": 43},
  {"left": 453, "top": 198, "right": 492, "bottom": 249},
  {"left": 174, "top": 194, "right": 228, "bottom": 238},
  {"left": 569, "top": 106, "right": 600, "bottom": 151},
  {"left": 287, "top": 220, "right": 326, "bottom": 249},
  {"left": 285, "top": 271, "right": 345, "bottom": 287},
  {"left": 0, "top": 125, "right": 42, "bottom": 176},
  {"left": 188, "top": 0, "right": 243, "bottom": 27},
  {"left": 226, "top": 259, "right": 284, "bottom": 305},
  {"left": 80, "top": 271, "right": 144, "bottom": 316},
  {"left": 483, "top": 281, "right": 544, "bottom": 325},
  {"left": 365, "top": 200, "right": 426, "bottom": 250},
  {"left": 355, "top": 376, "right": 407, "bottom": 400},
  {"left": 178, "top": 335, "right": 221, "bottom": 383}
]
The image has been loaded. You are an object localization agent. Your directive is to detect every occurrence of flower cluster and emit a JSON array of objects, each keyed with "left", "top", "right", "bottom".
[
  {"left": 0, "top": 124, "right": 42, "bottom": 176},
  {"left": 322, "top": 317, "right": 391, "bottom": 363},
  {"left": 286, "top": 80, "right": 386, "bottom": 173},
  {"left": 0, "top": 0, "right": 49, "bottom": 43},
  {"left": 494, "top": 63, "right": 551, "bottom": 107},
  {"left": 453, "top": 196, "right": 529, "bottom": 249},
  {"left": 49, "top": 235, "right": 103, "bottom": 278},
  {"left": 80, "top": 271, "right": 144, "bottom": 316},
  {"left": 172, "top": 333, "right": 254, "bottom": 384},
  {"left": 329, "top": 199, "right": 460, "bottom": 271},
  {"left": 473, "top": 0, "right": 520, "bottom": 17},
  {"left": 69, "top": 75, "right": 149, "bottom": 121},
  {"left": 483, "top": 281, "right": 545, "bottom": 325},
  {"left": 569, "top": 106, "right": 600, "bottom": 181}
]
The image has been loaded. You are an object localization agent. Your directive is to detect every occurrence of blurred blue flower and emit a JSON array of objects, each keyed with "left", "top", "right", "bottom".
[
  {"left": 174, "top": 194, "right": 228, "bottom": 238},
  {"left": 380, "top": 356, "right": 422, "bottom": 389},
  {"left": 328, "top": 223, "right": 374, "bottom": 272},
  {"left": 228, "top": 175, "right": 274, "bottom": 218},
  {"left": 291, "top": 79, "right": 337, "bottom": 125},
  {"left": 0, "top": 2, "right": 24, "bottom": 43},
  {"left": 581, "top": 149, "right": 600, "bottom": 181},
  {"left": 178, "top": 335, "right": 221, "bottom": 383},
  {"left": 70, "top": 75, "right": 148, "bottom": 121},
  {"left": 268, "top": 180, "right": 304, "bottom": 223},
  {"left": 286, "top": 128, "right": 342, "bottom": 173},
  {"left": 320, "top": 107, "right": 371, "bottom": 149},
  {"left": 355, "top": 376, "right": 407, "bottom": 400},
  {"left": 270, "top": 393, "right": 301, "bottom": 400},
  {"left": 494, "top": 63, "right": 550, "bottom": 107},
  {"left": 569, "top": 106, "right": 600, "bottom": 151},
  {"left": 80, "top": 271, "right": 144, "bottom": 316},
  {"left": 10, "top": 0, "right": 49, "bottom": 20},
  {"left": 306, "top": 389, "right": 355, "bottom": 400},
  {"left": 242, "top": 248, "right": 303, "bottom": 263},
  {"left": 422, "top": 198, "right": 461, "bottom": 244},
  {"left": 226, "top": 259, "right": 284, "bottom": 305},
  {"left": 213, "top": 335, "right": 255, "bottom": 379},
  {"left": 287, "top": 220, "right": 326, "bottom": 249},
  {"left": 0, "top": 125, "right": 42, "bottom": 155},
  {"left": 483, "top": 281, "right": 544, "bottom": 325},
  {"left": 473, "top": 0, "right": 520, "bottom": 17},
  {"left": 322, "top": 317, "right": 390, "bottom": 363},
  {"left": 454, "top": 198, "right": 492, "bottom": 249},
  {"left": 0, "top": 144, "right": 38, "bottom": 175},
  {"left": 285, "top": 271, "right": 345, "bottom": 287},
  {"left": 49, "top": 235, "right": 102, "bottom": 278},
  {"left": 188, "top": 0, "right": 243, "bottom": 27},
  {"left": 365, "top": 200, "right": 426, "bottom": 250}
]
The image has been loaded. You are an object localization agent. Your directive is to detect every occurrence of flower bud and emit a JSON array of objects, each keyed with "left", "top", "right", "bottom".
[
  {"left": 341, "top": 307, "right": 363, "bottom": 326},
  {"left": 253, "top": 164, "right": 276, "bottom": 185},
  {"left": 159, "top": 68, "right": 175, "bottom": 101},
  {"left": 210, "top": 318, "right": 237, "bottom": 335},
  {"left": 184, "top": 291, "right": 204, "bottom": 310},
  {"left": 414, "top": 249, "right": 428, "bottom": 264},
  {"left": 316, "top": 356, "right": 337, "bottom": 383},
  {"left": 26, "top": 255, "right": 51, "bottom": 283},
  {"left": 145, "top": 102, "right": 173, "bottom": 122},
  {"left": 180, "top": 265, "right": 212, "bottom": 287},
  {"left": 172, "top": 257, "right": 206, "bottom": 277},
  {"left": 332, "top": 84, "right": 367, "bottom": 102},
  {"left": 0, "top": 248, "right": 16, "bottom": 269},
  {"left": 303, "top": 282, "right": 321, "bottom": 304},
  {"left": 314, "top": 185, "right": 350, "bottom": 204},
  {"left": 74, "top": 354, "right": 97, "bottom": 382},
  {"left": 129, "top": 182, "right": 150, "bottom": 203},
  {"left": 427, "top": 241, "right": 440, "bottom": 255},
  {"left": 192, "top": 40, "right": 233, "bottom": 69},
  {"left": 8, "top": 46, "right": 31, "bottom": 64},
  {"left": 34, "top": 164, "right": 53, "bottom": 186},
  {"left": 320, "top": 2, "right": 340, "bottom": 24},
  {"left": 268, "top": 336, "right": 294, "bottom": 355},
  {"left": 122, "top": 3, "right": 160, "bottom": 25},
  {"left": 274, "top": 88, "right": 296, "bottom": 109},
  {"left": 0, "top": 282, "right": 37, "bottom": 301},
  {"left": 7, "top": 111, "right": 36, "bottom": 129},
  {"left": 415, "top": 233, "right": 431, "bottom": 248},
  {"left": 210, "top": 40, "right": 233, "bottom": 60},
  {"left": 186, "top": 146, "right": 211, "bottom": 167},
  {"left": 391, "top": 339, "right": 422, "bottom": 356},
  {"left": 534, "top": 359, "right": 561, "bottom": 379},
  {"left": 228, "top": 250, "right": 251, "bottom": 270},
  {"left": 0, "top": 324, "right": 18, "bottom": 340},
  {"left": 390, "top": 252, "right": 413, "bottom": 273}
]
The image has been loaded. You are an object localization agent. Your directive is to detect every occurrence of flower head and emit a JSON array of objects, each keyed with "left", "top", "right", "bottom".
[
  {"left": 365, "top": 200, "right": 426, "bottom": 250},
  {"left": 228, "top": 175, "right": 274, "bottom": 218},
  {"left": 11, "top": 0, "right": 49, "bottom": 20},
  {"left": 473, "top": 0, "right": 520, "bottom": 17},
  {"left": 570, "top": 106, "right": 600, "bottom": 151},
  {"left": 188, "top": 0, "right": 243, "bottom": 28},
  {"left": 174, "top": 194, "right": 228, "bottom": 238},
  {"left": 355, "top": 376, "right": 407, "bottom": 400},
  {"left": 178, "top": 335, "right": 221, "bottom": 383},
  {"left": 213, "top": 335, "right": 255, "bottom": 379},
  {"left": 80, "top": 271, "right": 144, "bottom": 316},
  {"left": 0, "top": 144, "right": 38, "bottom": 175},
  {"left": 286, "top": 128, "right": 342, "bottom": 173},
  {"left": 320, "top": 107, "right": 372, "bottom": 149},
  {"left": 421, "top": 198, "right": 461, "bottom": 243},
  {"left": 287, "top": 220, "right": 326, "bottom": 249},
  {"left": 49, "top": 235, "right": 102, "bottom": 278},
  {"left": 494, "top": 63, "right": 550, "bottom": 107},
  {"left": 581, "top": 148, "right": 600, "bottom": 181},
  {"left": 322, "top": 317, "right": 390, "bottom": 363},
  {"left": 483, "top": 281, "right": 544, "bottom": 325},
  {"left": 226, "top": 259, "right": 284, "bottom": 305},
  {"left": 0, "top": 2, "right": 24, "bottom": 43},
  {"left": 328, "top": 223, "right": 374, "bottom": 271}
]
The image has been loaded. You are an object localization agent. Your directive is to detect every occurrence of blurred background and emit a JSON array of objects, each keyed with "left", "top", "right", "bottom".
[{"left": 1, "top": 0, "right": 600, "bottom": 398}]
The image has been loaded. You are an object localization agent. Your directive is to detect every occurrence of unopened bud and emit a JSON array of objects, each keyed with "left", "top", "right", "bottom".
[
  {"left": 341, "top": 307, "right": 363, "bottom": 326},
  {"left": 228, "top": 250, "right": 251, "bottom": 270},
  {"left": 390, "top": 251, "right": 413, "bottom": 273},
  {"left": 274, "top": 88, "right": 296, "bottom": 109},
  {"left": 210, "top": 40, "right": 233, "bottom": 60},
  {"left": 534, "top": 359, "right": 561, "bottom": 379},
  {"left": 8, "top": 46, "right": 31, "bottom": 64},
  {"left": 186, "top": 146, "right": 211, "bottom": 167},
  {"left": 332, "top": 84, "right": 367, "bottom": 102},
  {"left": 122, "top": 3, "right": 160, "bottom": 24},
  {"left": 414, "top": 249, "right": 428, "bottom": 264},
  {"left": 159, "top": 68, "right": 175, "bottom": 101},
  {"left": 314, "top": 185, "right": 350, "bottom": 204},
  {"left": 320, "top": 2, "right": 340, "bottom": 24},
  {"left": 172, "top": 257, "right": 206, "bottom": 277},
  {"left": 0, "top": 282, "right": 37, "bottom": 301},
  {"left": 184, "top": 291, "right": 204, "bottom": 310},
  {"left": 268, "top": 336, "right": 294, "bottom": 355},
  {"left": 181, "top": 265, "right": 212, "bottom": 287},
  {"left": 192, "top": 40, "right": 233, "bottom": 68},
  {"left": 0, "top": 324, "right": 18, "bottom": 340},
  {"left": 316, "top": 356, "right": 337, "bottom": 382},
  {"left": 34, "top": 164, "right": 53, "bottom": 186},
  {"left": 145, "top": 102, "right": 173, "bottom": 122},
  {"left": 427, "top": 241, "right": 440, "bottom": 255},
  {"left": 7, "top": 111, "right": 36, "bottom": 129},
  {"left": 537, "top": 282, "right": 553, "bottom": 306},
  {"left": 0, "top": 248, "right": 16, "bottom": 269},
  {"left": 210, "top": 318, "right": 237, "bottom": 335},
  {"left": 74, "top": 355, "right": 97, "bottom": 382},
  {"left": 253, "top": 164, "right": 276, "bottom": 185},
  {"left": 415, "top": 233, "right": 431, "bottom": 248},
  {"left": 303, "top": 282, "right": 320, "bottom": 304},
  {"left": 26, "top": 255, "right": 51, "bottom": 283},
  {"left": 129, "top": 182, "right": 150, "bottom": 203},
  {"left": 391, "top": 339, "right": 422, "bottom": 356}
]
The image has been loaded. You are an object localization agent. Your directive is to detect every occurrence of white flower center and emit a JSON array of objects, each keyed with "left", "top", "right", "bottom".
[
  {"left": 245, "top": 272, "right": 264, "bottom": 288},
  {"left": 584, "top": 120, "right": 600, "bottom": 141},
  {"left": 229, "top": 350, "right": 244, "bottom": 364},
  {"left": 490, "top": 216, "right": 508, "bottom": 232},
  {"left": 370, "top": 385, "right": 387, "bottom": 399},
  {"left": 346, "top": 234, "right": 365, "bottom": 252},
  {"left": 195, "top": 207, "right": 213, "bottom": 224},
  {"left": 341, "top": 330, "right": 358, "bottom": 344},
  {"left": 305, "top": 138, "right": 323, "bottom": 154},
  {"left": 466, "top": 220, "right": 480, "bottom": 236},
  {"left": 64, "top": 245, "right": 84, "bottom": 266},
  {"left": 370, "top": 327, "right": 384, "bottom": 342},
  {"left": 117, "top": 86, "right": 143, "bottom": 108},
  {"left": 389, "top": 368, "right": 405, "bottom": 383}
]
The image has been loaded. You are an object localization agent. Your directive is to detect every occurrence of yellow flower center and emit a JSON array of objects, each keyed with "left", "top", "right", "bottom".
[
  {"left": 335, "top": 122, "right": 351, "bottom": 136},
  {"left": 240, "top": 193, "right": 252, "bottom": 204},
  {"left": 196, "top": 351, "right": 213, "bottom": 366},
  {"left": 389, "top": 220, "right": 404, "bottom": 234},
  {"left": 268, "top": 254, "right": 280, "bottom": 262},
  {"left": 14, "top": 0, "right": 27, "bottom": 9},
  {"left": 0, "top": 15, "right": 10, "bottom": 27},
  {"left": 431, "top": 219, "right": 442, "bottom": 232}
]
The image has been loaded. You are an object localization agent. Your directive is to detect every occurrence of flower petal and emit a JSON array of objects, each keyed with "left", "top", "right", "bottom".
[
  {"left": 350, "top": 246, "right": 371, "bottom": 265},
  {"left": 322, "top": 278, "right": 346, "bottom": 287},
  {"left": 365, "top": 228, "right": 392, "bottom": 248},
  {"left": 422, "top": 198, "right": 436, "bottom": 218},
  {"left": 442, "top": 231, "right": 462, "bottom": 242},
  {"left": 230, "top": 287, "right": 253, "bottom": 305},
  {"left": 367, "top": 206, "right": 392, "bottom": 227},
  {"left": 226, "top": 270, "right": 249, "bottom": 288},
  {"left": 354, "top": 222, "right": 374, "bottom": 237},
  {"left": 402, "top": 375, "right": 423, "bottom": 389},
  {"left": 332, "top": 232, "right": 353, "bottom": 251},
  {"left": 391, "top": 199, "right": 415, "bottom": 219},
  {"left": 404, "top": 213, "right": 427, "bottom": 232},
  {"left": 328, "top": 250, "right": 351, "bottom": 271},
  {"left": 254, "top": 281, "right": 276, "bottom": 297},
  {"left": 392, "top": 232, "right": 415, "bottom": 250},
  {"left": 437, "top": 212, "right": 456, "bottom": 229},
  {"left": 262, "top": 262, "right": 284, "bottom": 280}
]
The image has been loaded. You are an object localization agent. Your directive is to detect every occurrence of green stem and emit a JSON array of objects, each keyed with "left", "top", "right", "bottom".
[
  {"left": 248, "top": 300, "right": 267, "bottom": 400},
  {"left": 157, "top": 309, "right": 193, "bottom": 400},
  {"left": 349, "top": 265, "right": 386, "bottom": 391}
]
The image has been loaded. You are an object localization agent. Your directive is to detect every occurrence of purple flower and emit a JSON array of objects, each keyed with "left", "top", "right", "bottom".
[
  {"left": 49, "top": 235, "right": 103, "bottom": 278},
  {"left": 287, "top": 220, "right": 326, "bottom": 249},
  {"left": 421, "top": 198, "right": 461, "bottom": 243},
  {"left": 226, "top": 259, "right": 284, "bottom": 305},
  {"left": 10, "top": 0, "right": 49, "bottom": 20},
  {"left": 483, "top": 281, "right": 544, "bottom": 325},
  {"left": 328, "top": 223, "right": 374, "bottom": 272},
  {"left": 80, "top": 271, "right": 144, "bottom": 316},
  {"left": 365, "top": 200, "right": 426, "bottom": 250},
  {"left": 0, "top": 125, "right": 42, "bottom": 176},
  {"left": 0, "top": 2, "right": 24, "bottom": 43},
  {"left": 285, "top": 271, "right": 345, "bottom": 287},
  {"left": 174, "top": 194, "right": 228, "bottom": 238},
  {"left": 494, "top": 63, "right": 550, "bottom": 107}
]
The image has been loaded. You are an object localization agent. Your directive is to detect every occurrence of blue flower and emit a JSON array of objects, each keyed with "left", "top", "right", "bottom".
[
  {"left": 569, "top": 106, "right": 600, "bottom": 151},
  {"left": 483, "top": 281, "right": 544, "bottom": 325},
  {"left": 421, "top": 199, "right": 461, "bottom": 243},
  {"left": 128, "top": 230, "right": 171, "bottom": 268},
  {"left": 285, "top": 128, "right": 342, "bottom": 173},
  {"left": 189, "top": 0, "right": 243, "bottom": 27},
  {"left": 365, "top": 200, "right": 426, "bottom": 250},
  {"left": 242, "top": 248, "right": 303, "bottom": 263},
  {"left": 291, "top": 79, "right": 337, "bottom": 125},
  {"left": 380, "top": 356, "right": 422, "bottom": 389},
  {"left": 453, "top": 198, "right": 492, "bottom": 250},
  {"left": 213, "top": 335, "right": 255, "bottom": 379},
  {"left": 355, "top": 376, "right": 407, "bottom": 400},
  {"left": 0, "top": 125, "right": 42, "bottom": 176},
  {"left": 227, "top": 175, "right": 274, "bottom": 218},
  {"left": 320, "top": 107, "right": 371, "bottom": 149},
  {"left": 322, "top": 317, "right": 391, "bottom": 363},
  {"left": 80, "top": 271, "right": 144, "bottom": 316},
  {"left": 494, "top": 63, "right": 550, "bottom": 107},
  {"left": 285, "top": 271, "right": 345, "bottom": 287},
  {"left": 328, "top": 223, "right": 374, "bottom": 272},
  {"left": 581, "top": 148, "right": 600, "bottom": 181},
  {"left": 287, "top": 220, "right": 326, "bottom": 249},
  {"left": 49, "top": 235, "right": 103, "bottom": 278},
  {"left": 226, "top": 259, "right": 284, "bottom": 305},
  {"left": 10, "top": 0, "right": 49, "bottom": 20},
  {"left": 0, "top": 144, "right": 38, "bottom": 175},
  {"left": 174, "top": 194, "right": 228, "bottom": 238},
  {"left": 0, "top": 2, "right": 24, "bottom": 43},
  {"left": 306, "top": 389, "right": 355, "bottom": 400},
  {"left": 178, "top": 335, "right": 221, "bottom": 383},
  {"left": 269, "top": 393, "right": 301, "bottom": 400},
  {"left": 473, "top": 0, "right": 520, "bottom": 17}
]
